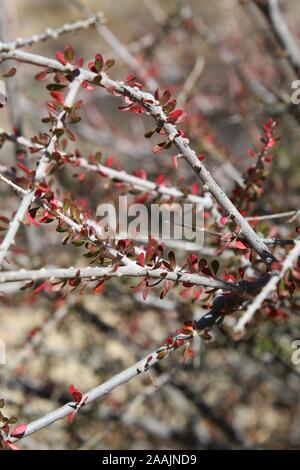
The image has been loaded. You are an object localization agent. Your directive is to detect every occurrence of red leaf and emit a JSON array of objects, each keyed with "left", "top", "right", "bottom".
[
  {"left": 143, "top": 285, "right": 149, "bottom": 300},
  {"left": 33, "top": 282, "right": 50, "bottom": 295},
  {"left": 2, "top": 67, "right": 16, "bottom": 78},
  {"left": 76, "top": 57, "right": 84, "bottom": 68},
  {"left": 172, "top": 155, "right": 178, "bottom": 169},
  {"left": 239, "top": 268, "right": 245, "bottom": 279},
  {"left": 50, "top": 91, "right": 64, "bottom": 104},
  {"left": 189, "top": 253, "right": 198, "bottom": 266},
  {"left": 161, "top": 89, "right": 171, "bottom": 105},
  {"left": 88, "top": 59, "right": 97, "bottom": 72},
  {"left": 94, "top": 53, "right": 104, "bottom": 72},
  {"left": 211, "top": 260, "right": 220, "bottom": 276},
  {"left": 156, "top": 174, "right": 165, "bottom": 185},
  {"left": 133, "top": 169, "right": 147, "bottom": 180},
  {"left": 55, "top": 51, "right": 67, "bottom": 65},
  {"left": 66, "top": 128, "right": 76, "bottom": 142},
  {"left": 104, "top": 59, "right": 115, "bottom": 71},
  {"left": 220, "top": 216, "right": 229, "bottom": 225},
  {"left": 0, "top": 215, "right": 9, "bottom": 224},
  {"left": 153, "top": 143, "right": 166, "bottom": 155},
  {"left": 64, "top": 45, "right": 75, "bottom": 64},
  {"left": 106, "top": 155, "right": 113, "bottom": 167},
  {"left": 94, "top": 281, "right": 105, "bottom": 295},
  {"left": 266, "top": 138, "right": 276, "bottom": 149},
  {"left": 4, "top": 440, "right": 21, "bottom": 450},
  {"left": 77, "top": 171, "right": 86, "bottom": 182},
  {"left": 10, "top": 423, "right": 27, "bottom": 438},
  {"left": 119, "top": 104, "right": 132, "bottom": 112},
  {"left": 126, "top": 73, "right": 136, "bottom": 83},
  {"left": 192, "top": 182, "right": 199, "bottom": 195},
  {"left": 130, "top": 103, "right": 144, "bottom": 114},
  {"left": 163, "top": 99, "right": 177, "bottom": 113}
]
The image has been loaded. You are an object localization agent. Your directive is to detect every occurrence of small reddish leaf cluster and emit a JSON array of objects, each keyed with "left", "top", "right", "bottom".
[
  {"left": 231, "top": 118, "right": 278, "bottom": 211},
  {"left": 156, "top": 321, "right": 195, "bottom": 362},
  {"left": 1, "top": 67, "right": 17, "bottom": 78},
  {"left": 118, "top": 75, "right": 147, "bottom": 114},
  {"left": 155, "top": 89, "right": 186, "bottom": 125},
  {"left": 67, "top": 384, "right": 87, "bottom": 424},
  {"left": 56, "top": 45, "right": 83, "bottom": 68},
  {"left": 145, "top": 89, "right": 187, "bottom": 154},
  {"left": 0, "top": 398, "right": 26, "bottom": 450}
]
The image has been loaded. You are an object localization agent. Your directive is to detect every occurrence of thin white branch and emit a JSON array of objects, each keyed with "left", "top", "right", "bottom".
[
  {"left": 0, "top": 264, "right": 241, "bottom": 292},
  {"left": 0, "top": 132, "right": 212, "bottom": 208},
  {"left": 70, "top": 0, "right": 159, "bottom": 92},
  {"left": 234, "top": 240, "right": 300, "bottom": 333},
  {"left": 0, "top": 77, "right": 82, "bottom": 268},
  {"left": 268, "top": 0, "right": 300, "bottom": 70},
  {"left": 9, "top": 271, "right": 274, "bottom": 444},
  {"left": 0, "top": 12, "right": 106, "bottom": 52},
  {"left": 72, "top": 157, "right": 212, "bottom": 207}
]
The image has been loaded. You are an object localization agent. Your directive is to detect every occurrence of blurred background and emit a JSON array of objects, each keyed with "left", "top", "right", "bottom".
[{"left": 0, "top": 0, "right": 300, "bottom": 450}]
